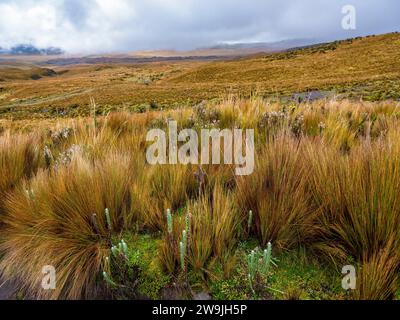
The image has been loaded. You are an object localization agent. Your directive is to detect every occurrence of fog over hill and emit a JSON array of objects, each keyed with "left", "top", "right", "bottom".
[
  {"left": 209, "top": 38, "right": 317, "bottom": 51},
  {"left": 0, "top": 44, "right": 63, "bottom": 56},
  {"left": 0, "top": 38, "right": 322, "bottom": 65}
]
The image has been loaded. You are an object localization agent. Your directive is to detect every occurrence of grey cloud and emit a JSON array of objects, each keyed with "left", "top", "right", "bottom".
[
  {"left": 0, "top": 0, "right": 398, "bottom": 53},
  {"left": 62, "top": 0, "right": 92, "bottom": 28}
]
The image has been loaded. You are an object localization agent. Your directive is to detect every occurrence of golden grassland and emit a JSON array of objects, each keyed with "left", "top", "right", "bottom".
[
  {"left": 1, "top": 32, "right": 400, "bottom": 120},
  {"left": 1, "top": 98, "right": 400, "bottom": 300}
]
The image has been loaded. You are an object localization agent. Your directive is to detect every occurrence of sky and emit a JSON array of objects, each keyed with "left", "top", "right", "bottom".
[{"left": 0, "top": 0, "right": 398, "bottom": 54}]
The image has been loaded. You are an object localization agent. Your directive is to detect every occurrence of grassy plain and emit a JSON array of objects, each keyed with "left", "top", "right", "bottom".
[
  {"left": 1, "top": 98, "right": 400, "bottom": 300},
  {"left": 1, "top": 33, "right": 400, "bottom": 300},
  {"left": 1, "top": 32, "right": 400, "bottom": 120}
]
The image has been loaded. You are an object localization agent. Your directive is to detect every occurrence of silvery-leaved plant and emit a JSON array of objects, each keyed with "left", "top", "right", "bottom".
[
  {"left": 247, "top": 242, "right": 278, "bottom": 296},
  {"left": 103, "top": 271, "right": 117, "bottom": 287},
  {"left": 111, "top": 239, "right": 129, "bottom": 260},
  {"left": 25, "top": 189, "right": 35, "bottom": 200},
  {"left": 247, "top": 210, "right": 253, "bottom": 233},
  {"left": 105, "top": 208, "right": 112, "bottom": 232},
  {"left": 166, "top": 209, "right": 173, "bottom": 235},
  {"left": 180, "top": 229, "right": 188, "bottom": 272}
]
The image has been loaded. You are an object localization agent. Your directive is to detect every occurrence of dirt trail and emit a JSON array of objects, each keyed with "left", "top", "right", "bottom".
[{"left": 0, "top": 88, "right": 95, "bottom": 110}]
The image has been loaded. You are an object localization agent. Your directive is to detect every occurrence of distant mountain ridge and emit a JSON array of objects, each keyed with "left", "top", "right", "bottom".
[
  {"left": 0, "top": 44, "right": 64, "bottom": 56},
  {"left": 208, "top": 39, "right": 318, "bottom": 51}
]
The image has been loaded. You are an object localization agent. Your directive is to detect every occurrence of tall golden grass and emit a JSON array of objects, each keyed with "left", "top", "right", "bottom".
[
  {"left": 0, "top": 153, "right": 134, "bottom": 299},
  {"left": 0, "top": 132, "right": 42, "bottom": 215},
  {"left": 1, "top": 98, "right": 400, "bottom": 299},
  {"left": 236, "top": 133, "right": 317, "bottom": 249}
]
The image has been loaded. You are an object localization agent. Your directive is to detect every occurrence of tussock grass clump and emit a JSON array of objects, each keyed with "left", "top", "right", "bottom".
[
  {"left": 306, "top": 127, "right": 400, "bottom": 299},
  {"left": 236, "top": 133, "right": 317, "bottom": 249},
  {"left": 188, "top": 184, "right": 240, "bottom": 270},
  {"left": 144, "top": 164, "right": 198, "bottom": 231},
  {"left": 308, "top": 133, "right": 400, "bottom": 261},
  {"left": 2, "top": 98, "right": 400, "bottom": 300},
  {"left": 0, "top": 152, "right": 134, "bottom": 299},
  {"left": 0, "top": 132, "right": 42, "bottom": 214},
  {"left": 159, "top": 184, "right": 239, "bottom": 276},
  {"left": 353, "top": 244, "right": 399, "bottom": 300}
]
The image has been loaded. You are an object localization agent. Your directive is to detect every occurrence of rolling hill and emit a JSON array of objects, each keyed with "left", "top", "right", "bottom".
[
  {"left": 0, "top": 63, "right": 57, "bottom": 81},
  {"left": 0, "top": 32, "right": 399, "bottom": 119}
]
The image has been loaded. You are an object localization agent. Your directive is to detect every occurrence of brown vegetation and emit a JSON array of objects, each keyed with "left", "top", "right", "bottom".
[{"left": 1, "top": 98, "right": 400, "bottom": 299}]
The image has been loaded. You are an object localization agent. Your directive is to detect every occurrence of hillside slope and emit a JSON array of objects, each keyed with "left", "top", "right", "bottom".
[
  {"left": 0, "top": 63, "right": 56, "bottom": 81},
  {"left": 0, "top": 32, "right": 399, "bottom": 119},
  {"left": 170, "top": 33, "right": 400, "bottom": 97}
]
